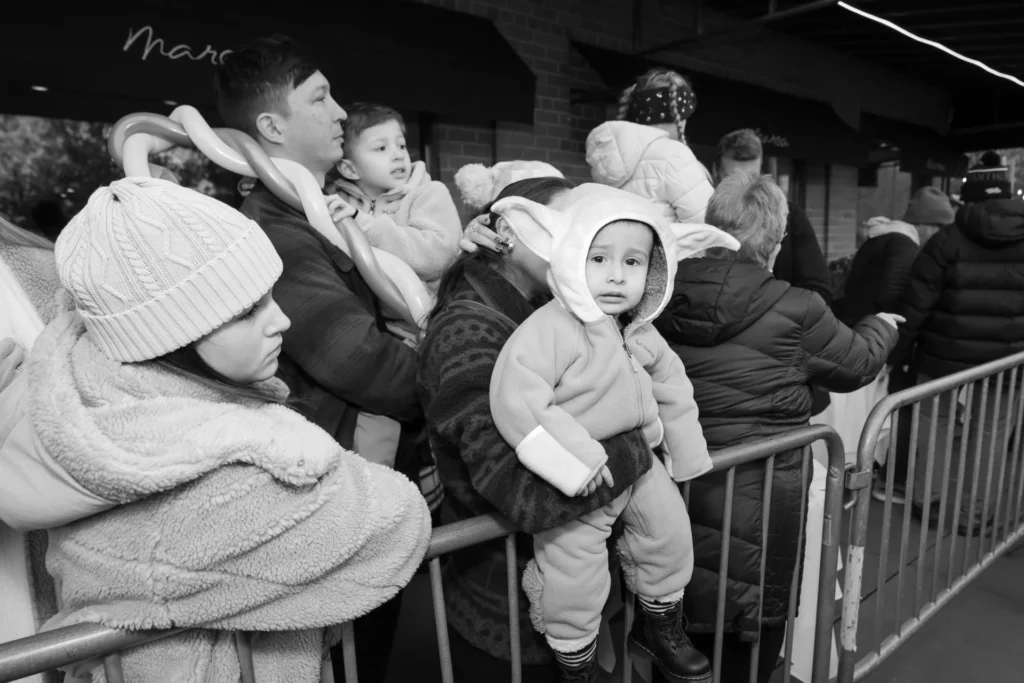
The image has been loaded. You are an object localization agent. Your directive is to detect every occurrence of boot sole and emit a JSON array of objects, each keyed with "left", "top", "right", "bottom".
[{"left": 627, "top": 635, "right": 712, "bottom": 683}]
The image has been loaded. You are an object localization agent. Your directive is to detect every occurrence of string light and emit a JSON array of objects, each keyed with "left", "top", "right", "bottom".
[
  {"left": 31, "top": 85, "right": 48, "bottom": 92},
  {"left": 838, "top": 2, "right": 1024, "bottom": 89}
]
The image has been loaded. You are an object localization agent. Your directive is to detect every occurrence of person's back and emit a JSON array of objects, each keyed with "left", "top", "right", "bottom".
[
  {"left": 1, "top": 178, "right": 430, "bottom": 683},
  {"left": 835, "top": 217, "right": 920, "bottom": 326},
  {"left": 586, "top": 68, "right": 713, "bottom": 224}
]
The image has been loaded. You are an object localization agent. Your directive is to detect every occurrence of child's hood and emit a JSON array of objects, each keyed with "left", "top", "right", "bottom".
[
  {"left": 586, "top": 121, "right": 671, "bottom": 189},
  {"left": 491, "top": 184, "right": 740, "bottom": 331},
  {"left": 331, "top": 160, "right": 430, "bottom": 205}
]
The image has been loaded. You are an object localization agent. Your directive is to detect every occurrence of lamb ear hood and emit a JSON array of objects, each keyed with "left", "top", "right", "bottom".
[{"left": 493, "top": 184, "right": 686, "bottom": 327}]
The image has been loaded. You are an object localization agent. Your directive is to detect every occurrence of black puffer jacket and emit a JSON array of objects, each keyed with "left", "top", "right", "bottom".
[
  {"left": 655, "top": 257, "right": 897, "bottom": 639},
  {"left": 834, "top": 219, "right": 921, "bottom": 327},
  {"left": 893, "top": 198, "right": 1024, "bottom": 377}
]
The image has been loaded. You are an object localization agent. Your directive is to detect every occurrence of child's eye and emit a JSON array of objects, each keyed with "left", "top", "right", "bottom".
[
  {"left": 627, "top": 258, "right": 642, "bottom": 266},
  {"left": 590, "top": 255, "right": 605, "bottom": 264}
]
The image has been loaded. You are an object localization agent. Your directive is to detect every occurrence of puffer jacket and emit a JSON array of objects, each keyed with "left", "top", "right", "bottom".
[
  {"left": 586, "top": 121, "right": 713, "bottom": 224},
  {"left": 5, "top": 312, "right": 431, "bottom": 683},
  {"left": 654, "top": 256, "right": 897, "bottom": 639},
  {"left": 893, "top": 198, "right": 1024, "bottom": 377},
  {"left": 834, "top": 217, "right": 921, "bottom": 327}
]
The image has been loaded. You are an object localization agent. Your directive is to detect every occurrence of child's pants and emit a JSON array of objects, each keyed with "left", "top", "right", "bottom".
[{"left": 532, "top": 457, "right": 693, "bottom": 652}]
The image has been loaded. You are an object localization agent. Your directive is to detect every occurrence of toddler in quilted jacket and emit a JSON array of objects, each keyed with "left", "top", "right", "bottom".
[
  {"left": 488, "top": 183, "right": 739, "bottom": 683},
  {"left": 586, "top": 68, "right": 714, "bottom": 224}
]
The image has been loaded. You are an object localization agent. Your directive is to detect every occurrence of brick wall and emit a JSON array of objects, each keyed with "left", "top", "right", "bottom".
[{"left": 804, "top": 164, "right": 859, "bottom": 262}]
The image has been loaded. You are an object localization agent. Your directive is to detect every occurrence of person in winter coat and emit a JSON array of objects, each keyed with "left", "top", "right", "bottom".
[
  {"left": 0, "top": 178, "right": 431, "bottom": 683},
  {"left": 488, "top": 185, "right": 739, "bottom": 682},
  {"left": 418, "top": 176, "right": 659, "bottom": 683},
  {"left": 654, "top": 172, "right": 900, "bottom": 683},
  {"left": 586, "top": 67, "right": 714, "bottom": 224},
  {"left": 835, "top": 187, "right": 955, "bottom": 504},
  {"left": 325, "top": 102, "right": 462, "bottom": 291},
  {"left": 713, "top": 129, "right": 832, "bottom": 304},
  {"left": 893, "top": 155, "right": 1024, "bottom": 534}
]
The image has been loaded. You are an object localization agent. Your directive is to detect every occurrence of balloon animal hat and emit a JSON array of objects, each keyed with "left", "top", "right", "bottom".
[{"left": 107, "top": 106, "right": 431, "bottom": 328}]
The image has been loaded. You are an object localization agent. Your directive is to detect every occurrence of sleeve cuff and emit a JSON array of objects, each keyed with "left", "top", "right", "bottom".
[{"left": 516, "top": 426, "right": 606, "bottom": 497}]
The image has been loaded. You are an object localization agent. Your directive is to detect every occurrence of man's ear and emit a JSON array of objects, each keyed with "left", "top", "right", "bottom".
[
  {"left": 671, "top": 223, "right": 741, "bottom": 260},
  {"left": 490, "top": 196, "right": 570, "bottom": 261},
  {"left": 338, "top": 158, "right": 360, "bottom": 182},
  {"left": 255, "top": 112, "right": 286, "bottom": 146}
]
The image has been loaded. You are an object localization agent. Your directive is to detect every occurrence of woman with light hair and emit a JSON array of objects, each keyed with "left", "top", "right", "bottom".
[{"left": 653, "top": 173, "right": 900, "bottom": 682}]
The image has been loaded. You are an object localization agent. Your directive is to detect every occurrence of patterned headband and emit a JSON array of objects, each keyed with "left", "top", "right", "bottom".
[{"left": 626, "top": 85, "right": 697, "bottom": 125}]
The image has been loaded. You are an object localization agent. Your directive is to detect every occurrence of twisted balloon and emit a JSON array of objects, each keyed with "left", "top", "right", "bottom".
[{"left": 107, "top": 106, "right": 432, "bottom": 328}]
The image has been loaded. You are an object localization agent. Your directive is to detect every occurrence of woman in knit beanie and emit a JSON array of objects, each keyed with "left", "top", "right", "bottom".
[{"left": 0, "top": 177, "right": 430, "bottom": 683}]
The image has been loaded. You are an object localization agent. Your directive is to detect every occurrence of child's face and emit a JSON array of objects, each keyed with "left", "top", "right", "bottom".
[
  {"left": 585, "top": 221, "right": 654, "bottom": 318},
  {"left": 339, "top": 119, "right": 412, "bottom": 197},
  {"left": 196, "top": 292, "right": 292, "bottom": 384}
]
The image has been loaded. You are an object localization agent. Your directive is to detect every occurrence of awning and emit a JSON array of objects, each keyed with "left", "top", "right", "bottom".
[
  {"left": 572, "top": 42, "right": 873, "bottom": 167},
  {"left": 861, "top": 114, "right": 969, "bottom": 177},
  {"left": 2, "top": 1, "right": 536, "bottom": 125}
]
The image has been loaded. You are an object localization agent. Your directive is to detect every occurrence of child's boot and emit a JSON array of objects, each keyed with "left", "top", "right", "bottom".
[
  {"left": 628, "top": 598, "right": 711, "bottom": 682},
  {"left": 553, "top": 639, "right": 598, "bottom": 683}
]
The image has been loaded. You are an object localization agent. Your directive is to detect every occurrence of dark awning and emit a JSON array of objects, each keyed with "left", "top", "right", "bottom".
[
  {"left": 2, "top": 1, "right": 536, "bottom": 125},
  {"left": 572, "top": 42, "right": 873, "bottom": 167},
  {"left": 861, "top": 114, "right": 969, "bottom": 177}
]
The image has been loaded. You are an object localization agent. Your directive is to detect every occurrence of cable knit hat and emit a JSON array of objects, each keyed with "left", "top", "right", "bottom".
[
  {"left": 55, "top": 177, "right": 283, "bottom": 362},
  {"left": 455, "top": 160, "right": 565, "bottom": 213},
  {"left": 902, "top": 187, "right": 955, "bottom": 226}
]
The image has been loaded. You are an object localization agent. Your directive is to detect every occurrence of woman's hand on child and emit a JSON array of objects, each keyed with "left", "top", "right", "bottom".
[
  {"left": 460, "top": 215, "right": 501, "bottom": 254},
  {"left": 326, "top": 194, "right": 358, "bottom": 225},
  {"left": 875, "top": 313, "right": 906, "bottom": 330},
  {"left": 578, "top": 465, "right": 615, "bottom": 496}
]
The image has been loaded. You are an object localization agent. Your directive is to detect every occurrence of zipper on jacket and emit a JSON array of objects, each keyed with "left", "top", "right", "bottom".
[{"left": 617, "top": 324, "right": 646, "bottom": 430}]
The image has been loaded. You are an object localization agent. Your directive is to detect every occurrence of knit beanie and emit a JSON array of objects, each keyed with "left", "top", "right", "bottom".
[
  {"left": 455, "top": 160, "right": 565, "bottom": 213},
  {"left": 902, "top": 187, "right": 955, "bottom": 226},
  {"left": 55, "top": 177, "right": 283, "bottom": 362},
  {"left": 961, "top": 152, "right": 1011, "bottom": 203}
]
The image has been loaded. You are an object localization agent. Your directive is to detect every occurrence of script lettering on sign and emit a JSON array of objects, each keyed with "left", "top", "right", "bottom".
[
  {"left": 124, "top": 26, "right": 233, "bottom": 66},
  {"left": 754, "top": 128, "right": 790, "bottom": 148}
]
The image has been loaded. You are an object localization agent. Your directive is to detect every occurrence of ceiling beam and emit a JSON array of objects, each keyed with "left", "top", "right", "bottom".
[{"left": 878, "top": 3, "right": 1021, "bottom": 20}]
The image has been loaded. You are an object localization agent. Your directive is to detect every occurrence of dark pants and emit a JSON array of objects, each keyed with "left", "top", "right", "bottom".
[
  {"left": 685, "top": 627, "right": 787, "bottom": 683},
  {"left": 879, "top": 367, "right": 916, "bottom": 488},
  {"left": 449, "top": 628, "right": 560, "bottom": 683},
  {"left": 332, "top": 591, "right": 405, "bottom": 683}
]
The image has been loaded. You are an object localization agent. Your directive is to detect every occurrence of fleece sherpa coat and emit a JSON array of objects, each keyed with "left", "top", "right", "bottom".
[
  {"left": 586, "top": 121, "right": 714, "bottom": 225},
  {"left": 330, "top": 160, "right": 462, "bottom": 290},
  {"left": 489, "top": 189, "right": 713, "bottom": 498},
  {"left": 15, "top": 312, "right": 431, "bottom": 683}
]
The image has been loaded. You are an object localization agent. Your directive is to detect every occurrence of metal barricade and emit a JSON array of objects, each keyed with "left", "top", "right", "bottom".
[
  {"left": 839, "top": 350, "right": 1024, "bottom": 682},
  {"left": 0, "top": 425, "right": 845, "bottom": 683}
]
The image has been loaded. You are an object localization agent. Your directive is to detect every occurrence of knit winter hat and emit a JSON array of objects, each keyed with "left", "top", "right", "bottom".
[
  {"left": 961, "top": 152, "right": 1011, "bottom": 203},
  {"left": 55, "top": 177, "right": 283, "bottom": 362},
  {"left": 902, "top": 187, "right": 955, "bottom": 226},
  {"left": 455, "top": 160, "right": 565, "bottom": 213}
]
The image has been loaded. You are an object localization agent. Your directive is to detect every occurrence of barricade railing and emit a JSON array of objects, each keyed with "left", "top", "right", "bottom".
[
  {"left": 0, "top": 424, "right": 844, "bottom": 683},
  {"left": 840, "top": 350, "right": 1024, "bottom": 682}
]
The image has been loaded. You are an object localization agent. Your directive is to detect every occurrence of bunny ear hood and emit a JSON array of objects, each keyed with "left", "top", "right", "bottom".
[{"left": 493, "top": 184, "right": 680, "bottom": 326}]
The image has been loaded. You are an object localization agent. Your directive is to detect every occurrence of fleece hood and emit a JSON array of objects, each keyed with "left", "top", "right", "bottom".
[
  {"left": 957, "top": 198, "right": 1024, "bottom": 248},
  {"left": 864, "top": 217, "right": 920, "bottom": 245},
  {"left": 331, "top": 159, "right": 429, "bottom": 206},
  {"left": 491, "top": 184, "right": 739, "bottom": 330},
  {"left": 586, "top": 121, "right": 670, "bottom": 188}
]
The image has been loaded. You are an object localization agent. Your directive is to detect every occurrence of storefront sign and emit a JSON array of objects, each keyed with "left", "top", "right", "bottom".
[
  {"left": 123, "top": 25, "right": 232, "bottom": 65},
  {"left": 755, "top": 129, "right": 790, "bottom": 148}
]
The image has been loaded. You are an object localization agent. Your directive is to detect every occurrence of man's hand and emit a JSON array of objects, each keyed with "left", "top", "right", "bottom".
[
  {"left": 460, "top": 214, "right": 502, "bottom": 254},
  {"left": 326, "top": 194, "right": 359, "bottom": 226},
  {"left": 875, "top": 312, "right": 906, "bottom": 330},
  {"left": 577, "top": 465, "right": 615, "bottom": 497},
  {"left": 0, "top": 338, "right": 26, "bottom": 394}
]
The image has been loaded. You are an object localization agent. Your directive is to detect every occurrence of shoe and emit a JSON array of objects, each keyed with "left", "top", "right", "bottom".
[
  {"left": 628, "top": 602, "right": 712, "bottom": 682},
  {"left": 872, "top": 479, "right": 907, "bottom": 504},
  {"left": 554, "top": 644, "right": 597, "bottom": 683},
  {"left": 911, "top": 502, "right": 992, "bottom": 537}
]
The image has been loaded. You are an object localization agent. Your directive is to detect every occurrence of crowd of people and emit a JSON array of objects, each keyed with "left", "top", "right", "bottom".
[{"left": 1, "top": 30, "right": 1023, "bottom": 683}]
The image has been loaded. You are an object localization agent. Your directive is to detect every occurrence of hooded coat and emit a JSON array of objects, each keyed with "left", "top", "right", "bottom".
[
  {"left": 329, "top": 160, "right": 462, "bottom": 289},
  {"left": 834, "top": 217, "right": 921, "bottom": 327},
  {"left": 489, "top": 187, "right": 739, "bottom": 496},
  {"left": 654, "top": 256, "right": 897, "bottom": 639},
  {"left": 586, "top": 121, "right": 714, "bottom": 224},
  {"left": 0, "top": 312, "right": 431, "bottom": 683},
  {"left": 893, "top": 198, "right": 1024, "bottom": 377}
]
